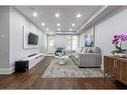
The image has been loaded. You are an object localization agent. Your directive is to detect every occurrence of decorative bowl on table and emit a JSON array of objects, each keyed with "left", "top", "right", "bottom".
[{"left": 113, "top": 53, "right": 126, "bottom": 58}]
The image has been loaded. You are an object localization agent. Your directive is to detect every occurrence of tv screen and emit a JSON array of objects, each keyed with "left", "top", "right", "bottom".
[{"left": 28, "top": 33, "right": 38, "bottom": 45}]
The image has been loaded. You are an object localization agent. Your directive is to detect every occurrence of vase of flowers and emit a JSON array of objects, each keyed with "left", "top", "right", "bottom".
[{"left": 111, "top": 34, "right": 127, "bottom": 57}]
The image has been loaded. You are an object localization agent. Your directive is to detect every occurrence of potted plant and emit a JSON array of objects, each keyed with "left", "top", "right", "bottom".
[{"left": 111, "top": 34, "right": 127, "bottom": 57}]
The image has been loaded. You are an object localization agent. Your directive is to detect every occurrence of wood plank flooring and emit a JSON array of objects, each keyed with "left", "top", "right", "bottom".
[{"left": 0, "top": 56, "right": 127, "bottom": 89}]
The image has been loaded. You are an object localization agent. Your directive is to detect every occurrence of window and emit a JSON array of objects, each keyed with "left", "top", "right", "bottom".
[
  {"left": 66, "top": 35, "right": 78, "bottom": 50},
  {"left": 72, "top": 36, "right": 78, "bottom": 50},
  {"left": 66, "top": 36, "right": 72, "bottom": 50}
]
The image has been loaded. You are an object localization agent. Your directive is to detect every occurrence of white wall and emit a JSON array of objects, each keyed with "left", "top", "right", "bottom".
[
  {"left": 79, "top": 8, "right": 127, "bottom": 70},
  {"left": 80, "top": 32, "right": 85, "bottom": 47},
  {"left": 0, "top": 7, "right": 10, "bottom": 69},
  {"left": 10, "top": 8, "right": 47, "bottom": 69},
  {"left": 95, "top": 8, "right": 127, "bottom": 55},
  {"left": 41, "top": 32, "right": 47, "bottom": 53}
]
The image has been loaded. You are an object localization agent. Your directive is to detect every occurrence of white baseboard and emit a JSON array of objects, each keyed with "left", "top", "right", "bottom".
[{"left": 0, "top": 67, "right": 14, "bottom": 74}]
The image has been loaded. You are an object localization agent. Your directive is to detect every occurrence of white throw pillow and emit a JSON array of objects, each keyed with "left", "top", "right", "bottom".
[
  {"left": 75, "top": 48, "right": 83, "bottom": 53},
  {"left": 91, "top": 47, "right": 101, "bottom": 53},
  {"left": 75, "top": 48, "right": 81, "bottom": 53}
]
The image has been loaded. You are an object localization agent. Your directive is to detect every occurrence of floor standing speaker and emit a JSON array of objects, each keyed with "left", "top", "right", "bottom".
[{"left": 15, "top": 60, "right": 29, "bottom": 72}]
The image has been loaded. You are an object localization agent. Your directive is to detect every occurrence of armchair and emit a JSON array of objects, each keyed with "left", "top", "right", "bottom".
[{"left": 55, "top": 48, "right": 65, "bottom": 56}]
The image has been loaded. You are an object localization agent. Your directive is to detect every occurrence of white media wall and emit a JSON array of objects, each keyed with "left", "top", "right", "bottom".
[{"left": 9, "top": 7, "right": 47, "bottom": 71}]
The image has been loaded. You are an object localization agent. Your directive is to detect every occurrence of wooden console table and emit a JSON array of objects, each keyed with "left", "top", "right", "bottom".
[{"left": 104, "top": 56, "right": 127, "bottom": 85}]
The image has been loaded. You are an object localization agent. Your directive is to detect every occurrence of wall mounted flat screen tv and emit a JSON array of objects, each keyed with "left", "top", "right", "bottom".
[{"left": 28, "top": 32, "right": 38, "bottom": 45}]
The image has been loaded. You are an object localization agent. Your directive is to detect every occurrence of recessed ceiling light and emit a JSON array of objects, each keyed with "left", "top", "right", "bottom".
[
  {"left": 33, "top": 12, "right": 38, "bottom": 17},
  {"left": 55, "top": 13, "right": 60, "bottom": 18},
  {"left": 76, "top": 13, "right": 82, "bottom": 18},
  {"left": 72, "top": 23, "right": 75, "bottom": 27},
  {"left": 46, "top": 28, "right": 49, "bottom": 31},
  {"left": 41, "top": 22, "right": 45, "bottom": 26},
  {"left": 58, "top": 28, "right": 61, "bottom": 31},
  {"left": 69, "top": 28, "right": 72, "bottom": 31},
  {"left": 57, "top": 23, "right": 60, "bottom": 27}
]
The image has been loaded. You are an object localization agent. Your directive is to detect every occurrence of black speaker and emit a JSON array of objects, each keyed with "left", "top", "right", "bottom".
[{"left": 15, "top": 60, "right": 29, "bottom": 72}]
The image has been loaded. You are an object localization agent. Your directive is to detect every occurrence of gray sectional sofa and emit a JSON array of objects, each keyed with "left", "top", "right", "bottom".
[{"left": 71, "top": 47, "right": 102, "bottom": 67}]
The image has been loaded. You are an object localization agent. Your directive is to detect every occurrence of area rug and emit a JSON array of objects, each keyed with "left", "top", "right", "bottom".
[{"left": 42, "top": 58, "right": 103, "bottom": 78}]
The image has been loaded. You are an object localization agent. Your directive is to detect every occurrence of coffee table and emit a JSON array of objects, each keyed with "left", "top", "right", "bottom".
[{"left": 55, "top": 55, "right": 69, "bottom": 65}]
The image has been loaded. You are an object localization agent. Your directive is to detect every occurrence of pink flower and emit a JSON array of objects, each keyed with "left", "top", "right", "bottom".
[
  {"left": 112, "top": 35, "right": 119, "bottom": 45},
  {"left": 120, "top": 34, "right": 127, "bottom": 41},
  {"left": 112, "top": 34, "right": 127, "bottom": 46}
]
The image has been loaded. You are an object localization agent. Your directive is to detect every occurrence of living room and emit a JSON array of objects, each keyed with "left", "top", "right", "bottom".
[{"left": 0, "top": 5, "right": 127, "bottom": 91}]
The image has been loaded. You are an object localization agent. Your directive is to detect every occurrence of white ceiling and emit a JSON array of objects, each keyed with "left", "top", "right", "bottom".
[{"left": 15, "top": 6, "right": 102, "bottom": 34}]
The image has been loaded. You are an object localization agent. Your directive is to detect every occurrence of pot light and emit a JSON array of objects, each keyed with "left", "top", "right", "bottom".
[
  {"left": 69, "top": 28, "right": 72, "bottom": 31},
  {"left": 76, "top": 13, "right": 82, "bottom": 18},
  {"left": 72, "top": 23, "right": 75, "bottom": 27},
  {"left": 58, "top": 28, "right": 61, "bottom": 31},
  {"left": 46, "top": 28, "right": 49, "bottom": 31},
  {"left": 57, "top": 23, "right": 60, "bottom": 27},
  {"left": 55, "top": 13, "right": 60, "bottom": 18},
  {"left": 41, "top": 22, "right": 45, "bottom": 26},
  {"left": 33, "top": 12, "right": 38, "bottom": 17}
]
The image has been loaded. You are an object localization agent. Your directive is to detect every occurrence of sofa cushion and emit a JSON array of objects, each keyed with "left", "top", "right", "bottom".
[
  {"left": 91, "top": 47, "right": 101, "bottom": 53},
  {"left": 72, "top": 53, "right": 78, "bottom": 57},
  {"left": 72, "top": 53, "right": 79, "bottom": 61},
  {"left": 74, "top": 55, "right": 79, "bottom": 61}
]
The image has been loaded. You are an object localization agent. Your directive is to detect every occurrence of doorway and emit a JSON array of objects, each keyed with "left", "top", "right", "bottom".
[{"left": 48, "top": 36, "right": 55, "bottom": 53}]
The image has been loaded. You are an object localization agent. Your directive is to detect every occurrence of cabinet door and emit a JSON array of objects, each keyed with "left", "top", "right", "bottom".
[
  {"left": 118, "top": 61, "right": 127, "bottom": 84},
  {"left": 104, "top": 57, "right": 115, "bottom": 77},
  {"left": 114, "top": 60, "right": 120, "bottom": 79}
]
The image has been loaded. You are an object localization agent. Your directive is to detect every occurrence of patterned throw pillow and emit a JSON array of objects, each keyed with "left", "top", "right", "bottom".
[
  {"left": 86, "top": 47, "right": 92, "bottom": 53},
  {"left": 81, "top": 48, "right": 87, "bottom": 53},
  {"left": 80, "top": 47, "right": 84, "bottom": 52},
  {"left": 81, "top": 47, "right": 92, "bottom": 53}
]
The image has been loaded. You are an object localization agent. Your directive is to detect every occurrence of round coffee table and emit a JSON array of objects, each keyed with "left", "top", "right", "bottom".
[{"left": 55, "top": 55, "right": 69, "bottom": 65}]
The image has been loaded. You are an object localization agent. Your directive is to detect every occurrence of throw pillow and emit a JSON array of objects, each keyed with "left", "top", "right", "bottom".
[
  {"left": 75, "top": 47, "right": 84, "bottom": 53},
  {"left": 75, "top": 48, "right": 81, "bottom": 53},
  {"left": 82, "top": 48, "right": 87, "bottom": 53},
  {"left": 80, "top": 47, "right": 84, "bottom": 52},
  {"left": 86, "top": 47, "right": 92, "bottom": 53},
  {"left": 91, "top": 47, "right": 101, "bottom": 53},
  {"left": 82, "top": 47, "right": 92, "bottom": 53}
]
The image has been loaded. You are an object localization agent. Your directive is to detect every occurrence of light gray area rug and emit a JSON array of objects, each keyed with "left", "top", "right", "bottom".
[{"left": 42, "top": 58, "right": 103, "bottom": 78}]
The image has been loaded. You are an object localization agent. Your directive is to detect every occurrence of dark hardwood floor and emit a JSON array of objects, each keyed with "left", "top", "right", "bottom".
[{"left": 0, "top": 56, "right": 127, "bottom": 89}]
